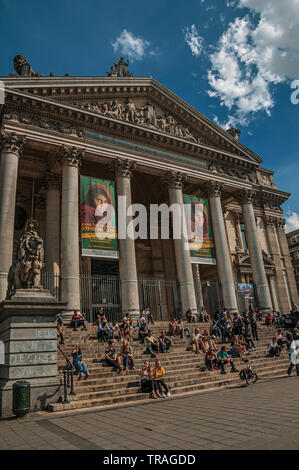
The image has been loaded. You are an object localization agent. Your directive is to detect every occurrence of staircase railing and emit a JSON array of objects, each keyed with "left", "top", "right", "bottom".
[{"left": 57, "top": 344, "right": 76, "bottom": 403}]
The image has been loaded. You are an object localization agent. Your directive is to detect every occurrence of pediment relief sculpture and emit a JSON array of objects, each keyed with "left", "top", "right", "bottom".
[
  {"left": 208, "top": 162, "right": 257, "bottom": 183},
  {"left": 76, "top": 99, "right": 201, "bottom": 143}
]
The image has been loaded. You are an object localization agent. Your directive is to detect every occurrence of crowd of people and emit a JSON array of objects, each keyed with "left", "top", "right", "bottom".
[{"left": 57, "top": 302, "right": 299, "bottom": 393}]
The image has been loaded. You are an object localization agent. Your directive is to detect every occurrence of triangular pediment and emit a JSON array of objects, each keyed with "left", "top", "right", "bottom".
[{"left": 2, "top": 73, "right": 262, "bottom": 165}]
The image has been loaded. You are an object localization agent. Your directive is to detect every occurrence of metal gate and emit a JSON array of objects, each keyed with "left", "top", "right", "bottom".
[
  {"left": 80, "top": 274, "right": 122, "bottom": 323},
  {"left": 138, "top": 278, "right": 181, "bottom": 321}
]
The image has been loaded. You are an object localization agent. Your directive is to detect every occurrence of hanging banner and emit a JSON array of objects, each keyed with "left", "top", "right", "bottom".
[
  {"left": 237, "top": 283, "right": 255, "bottom": 299},
  {"left": 80, "top": 176, "right": 119, "bottom": 259},
  {"left": 183, "top": 194, "right": 216, "bottom": 265}
]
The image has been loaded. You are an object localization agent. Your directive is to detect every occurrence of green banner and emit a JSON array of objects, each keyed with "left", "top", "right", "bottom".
[
  {"left": 80, "top": 176, "right": 118, "bottom": 259},
  {"left": 183, "top": 194, "right": 216, "bottom": 265}
]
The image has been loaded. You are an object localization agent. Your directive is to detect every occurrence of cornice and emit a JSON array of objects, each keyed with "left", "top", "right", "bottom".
[
  {"left": 2, "top": 82, "right": 262, "bottom": 164},
  {"left": 2, "top": 89, "right": 260, "bottom": 177}
]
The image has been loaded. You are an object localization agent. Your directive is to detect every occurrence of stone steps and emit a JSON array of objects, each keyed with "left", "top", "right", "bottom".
[{"left": 48, "top": 322, "right": 289, "bottom": 413}]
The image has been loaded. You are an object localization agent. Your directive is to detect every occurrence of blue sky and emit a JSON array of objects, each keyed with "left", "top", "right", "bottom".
[{"left": 1, "top": 0, "right": 299, "bottom": 231}]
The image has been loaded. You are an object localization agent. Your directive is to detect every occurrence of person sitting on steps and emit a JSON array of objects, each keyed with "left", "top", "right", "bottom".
[
  {"left": 177, "top": 318, "right": 192, "bottom": 338},
  {"left": 199, "top": 306, "right": 211, "bottom": 323},
  {"left": 145, "top": 330, "right": 159, "bottom": 358},
  {"left": 121, "top": 340, "right": 136, "bottom": 372},
  {"left": 70, "top": 311, "right": 87, "bottom": 331},
  {"left": 105, "top": 340, "right": 122, "bottom": 373},
  {"left": 202, "top": 329, "right": 217, "bottom": 352},
  {"left": 186, "top": 308, "right": 196, "bottom": 323},
  {"left": 191, "top": 328, "right": 208, "bottom": 354},
  {"left": 72, "top": 346, "right": 90, "bottom": 380},
  {"left": 169, "top": 318, "right": 180, "bottom": 336},
  {"left": 158, "top": 331, "right": 173, "bottom": 352},
  {"left": 205, "top": 349, "right": 218, "bottom": 371},
  {"left": 217, "top": 346, "right": 238, "bottom": 374},
  {"left": 153, "top": 360, "right": 171, "bottom": 398},
  {"left": 140, "top": 361, "right": 159, "bottom": 398},
  {"left": 268, "top": 336, "right": 281, "bottom": 357}
]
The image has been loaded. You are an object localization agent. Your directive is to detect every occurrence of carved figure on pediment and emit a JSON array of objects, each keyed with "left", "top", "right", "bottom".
[
  {"left": 106, "top": 100, "right": 123, "bottom": 119},
  {"left": 6, "top": 224, "right": 45, "bottom": 299},
  {"left": 183, "top": 127, "right": 197, "bottom": 142},
  {"left": 174, "top": 124, "right": 184, "bottom": 138},
  {"left": 124, "top": 99, "right": 136, "bottom": 122},
  {"left": 142, "top": 103, "right": 157, "bottom": 128},
  {"left": 166, "top": 115, "right": 175, "bottom": 134},
  {"left": 157, "top": 115, "right": 167, "bottom": 132}
]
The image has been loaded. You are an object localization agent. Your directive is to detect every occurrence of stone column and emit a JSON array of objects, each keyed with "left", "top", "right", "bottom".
[
  {"left": 44, "top": 173, "right": 61, "bottom": 276},
  {"left": 276, "top": 218, "right": 299, "bottom": 306},
  {"left": 58, "top": 145, "right": 85, "bottom": 315},
  {"left": 268, "top": 275, "right": 280, "bottom": 312},
  {"left": 0, "top": 131, "right": 27, "bottom": 301},
  {"left": 239, "top": 189, "right": 272, "bottom": 312},
  {"left": 192, "top": 263, "right": 203, "bottom": 311},
  {"left": 165, "top": 171, "right": 198, "bottom": 315},
  {"left": 114, "top": 158, "right": 140, "bottom": 318},
  {"left": 205, "top": 181, "right": 238, "bottom": 313}
]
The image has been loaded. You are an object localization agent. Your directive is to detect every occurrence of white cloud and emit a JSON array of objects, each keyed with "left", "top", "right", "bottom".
[
  {"left": 187, "top": 1, "right": 299, "bottom": 128},
  {"left": 112, "top": 29, "right": 156, "bottom": 61},
  {"left": 285, "top": 211, "right": 299, "bottom": 233},
  {"left": 183, "top": 25, "right": 204, "bottom": 57}
]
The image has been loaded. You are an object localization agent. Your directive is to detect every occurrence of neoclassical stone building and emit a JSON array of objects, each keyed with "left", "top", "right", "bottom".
[{"left": 0, "top": 56, "right": 298, "bottom": 320}]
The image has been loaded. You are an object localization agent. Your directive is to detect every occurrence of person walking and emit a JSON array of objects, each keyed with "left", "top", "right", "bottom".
[
  {"left": 287, "top": 336, "right": 299, "bottom": 376},
  {"left": 249, "top": 310, "right": 259, "bottom": 341}
]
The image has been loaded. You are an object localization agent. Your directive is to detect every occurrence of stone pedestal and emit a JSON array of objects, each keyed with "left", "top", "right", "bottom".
[{"left": 0, "top": 289, "right": 66, "bottom": 417}]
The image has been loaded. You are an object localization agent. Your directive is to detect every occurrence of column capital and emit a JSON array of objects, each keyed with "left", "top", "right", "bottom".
[
  {"left": 163, "top": 170, "right": 187, "bottom": 190},
  {"left": 113, "top": 157, "right": 136, "bottom": 179},
  {"left": 0, "top": 131, "right": 27, "bottom": 156},
  {"left": 277, "top": 218, "right": 285, "bottom": 229},
  {"left": 43, "top": 172, "right": 61, "bottom": 190},
  {"left": 204, "top": 180, "right": 224, "bottom": 198},
  {"left": 57, "top": 145, "right": 85, "bottom": 168},
  {"left": 238, "top": 188, "right": 254, "bottom": 204}
]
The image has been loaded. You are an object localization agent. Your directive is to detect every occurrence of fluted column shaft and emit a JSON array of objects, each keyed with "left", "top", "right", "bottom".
[
  {"left": 45, "top": 173, "right": 61, "bottom": 277},
  {"left": 58, "top": 146, "right": 85, "bottom": 315},
  {"left": 114, "top": 158, "right": 140, "bottom": 318},
  {"left": 206, "top": 181, "right": 238, "bottom": 313},
  {"left": 239, "top": 189, "right": 272, "bottom": 312},
  {"left": 165, "top": 171, "right": 198, "bottom": 315},
  {"left": 0, "top": 132, "right": 26, "bottom": 301}
]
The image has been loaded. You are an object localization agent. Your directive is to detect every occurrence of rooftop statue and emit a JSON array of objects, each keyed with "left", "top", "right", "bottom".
[
  {"left": 13, "top": 55, "right": 43, "bottom": 77},
  {"left": 6, "top": 224, "right": 45, "bottom": 299},
  {"left": 107, "top": 57, "right": 133, "bottom": 77}
]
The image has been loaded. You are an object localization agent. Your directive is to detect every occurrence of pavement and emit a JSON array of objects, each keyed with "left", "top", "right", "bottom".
[{"left": 0, "top": 376, "right": 298, "bottom": 450}]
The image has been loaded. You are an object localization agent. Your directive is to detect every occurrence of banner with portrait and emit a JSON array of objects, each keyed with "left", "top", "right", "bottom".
[
  {"left": 183, "top": 194, "right": 216, "bottom": 265},
  {"left": 80, "top": 176, "right": 119, "bottom": 259}
]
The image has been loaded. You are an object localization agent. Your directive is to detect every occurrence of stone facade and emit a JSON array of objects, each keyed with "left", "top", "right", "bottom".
[
  {"left": 286, "top": 229, "right": 299, "bottom": 297},
  {"left": 0, "top": 56, "right": 298, "bottom": 318}
]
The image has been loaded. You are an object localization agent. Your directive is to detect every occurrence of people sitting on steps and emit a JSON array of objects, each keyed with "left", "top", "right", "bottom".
[
  {"left": 70, "top": 311, "right": 88, "bottom": 331},
  {"left": 121, "top": 339, "right": 136, "bottom": 372},
  {"left": 158, "top": 331, "right": 173, "bottom": 352},
  {"left": 177, "top": 318, "right": 192, "bottom": 338},
  {"left": 265, "top": 312, "right": 276, "bottom": 327},
  {"left": 153, "top": 360, "right": 171, "bottom": 398},
  {"left": 217, "top": 346, "right": 238, "bottom": 374},
  {"left": 199, "top": 305, "right": 211, "bottom": 323},
  {"left": 191, "top": 328, "right": 208, "bottom": 354},
  {"left": 97, "top": 319, "right": 112, "bottom": 342},
  {"left": 138, "top": 320, "right": 149, "bottom": 344},
  {"left": 120, "top": 318, "right": 133, "bottom": 341},
  {"left": 72, "top": 346, "right": 90, "bottom": 380},
  {"left": 168, "top": 318, "right": 180, "bottom": 336},
  {"left": 142, "top": 307, "right": 154, "bottom": 325},
  {"left": 202, "top": 329, "right": 217, "bottom": 352},
  {"left": 205, "top": 349, "right": 218, "bottom": 371},
  {"left": 186, "top": 308, "right": 196, "bottom": 323},
  {"left": 145, "top": 330, "right": 159, "bottom": 358},
  {"left": 105, "top": 340, "right": 122, "bottom": 373},
  {"left": 140, "top": 360, "right": 159, "bottom": 398},
  {"left": 96, "top": 307, "right": 106, "bottom": 325},
  {"left": 268, "top": 336, "right": 281, "bottom": 357}
]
